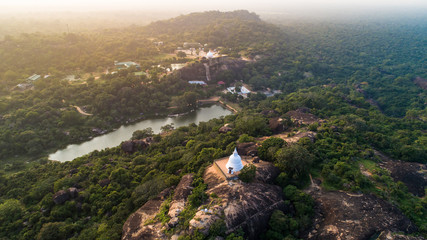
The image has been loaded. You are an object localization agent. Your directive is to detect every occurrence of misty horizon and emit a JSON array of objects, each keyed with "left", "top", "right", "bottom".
[{"left": 1, "top": 0, "right": 427, "bottom": 14}]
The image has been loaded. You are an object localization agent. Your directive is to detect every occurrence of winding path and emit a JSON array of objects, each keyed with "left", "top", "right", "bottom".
[{"left": 71, "top": 105, "right": 93, "bottom": 116}]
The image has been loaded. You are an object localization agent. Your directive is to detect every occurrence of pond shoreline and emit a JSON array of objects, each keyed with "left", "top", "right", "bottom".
[{"left": 48, "top": 104, "right": 233, "bottom": 162}]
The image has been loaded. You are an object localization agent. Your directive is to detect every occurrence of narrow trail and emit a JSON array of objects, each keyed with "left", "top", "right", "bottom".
[{"left": 71, "top": 105, "right": 93, "bottom": 116}]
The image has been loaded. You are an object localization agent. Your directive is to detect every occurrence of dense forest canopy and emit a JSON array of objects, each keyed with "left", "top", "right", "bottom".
[{"left": 0, "top": 10, "right": 426, "bottom": 240}]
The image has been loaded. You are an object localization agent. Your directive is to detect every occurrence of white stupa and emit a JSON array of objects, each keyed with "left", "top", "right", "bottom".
[
  {"left": 206, "top": 51, "right": 214, "bottom": 59},
  {"left": 226, "top": 148, "right": 243, "bottom": 172}
]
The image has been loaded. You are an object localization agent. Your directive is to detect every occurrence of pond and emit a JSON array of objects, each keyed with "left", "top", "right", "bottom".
[{"left": 48, "top": 104, "right": 232, "bottom": 162}]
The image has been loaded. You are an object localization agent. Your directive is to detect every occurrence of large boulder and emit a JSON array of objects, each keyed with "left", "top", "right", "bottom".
[
  {"left": 68, "top": 187, "right": 78, "bottom": 198},
  {"left": 268, "top": 117, "right": 286, "bottom": 134},
  {"left": 121, "top": 139, "right": 149, "bottom": 153},
  {"left": 53, "top": 190, "right": 70, "bottom": 205},
  {"left": 219, "top": 124, "right": 233, "bottom": 134},
  {"left": 236, "top": 142, "right": 258, "bottom": 156}
]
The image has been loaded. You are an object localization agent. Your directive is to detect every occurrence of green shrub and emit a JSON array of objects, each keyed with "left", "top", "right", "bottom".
[
  {"left": 238, "top": 134, "right": 254, "bottom": 143},
  {"left": 238, "top": 164, "right": 257, "bottom": 183}
]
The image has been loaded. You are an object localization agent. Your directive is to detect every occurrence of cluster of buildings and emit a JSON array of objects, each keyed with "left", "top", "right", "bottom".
[
  {"left": 16, "top": 73, "right": 50, "bottom": 90},
  {"left": 226, "top": 85, "right": 252, "bottom": 98},
  {"left": 175, "top": 42, "right": 221, "bottom": 59}
]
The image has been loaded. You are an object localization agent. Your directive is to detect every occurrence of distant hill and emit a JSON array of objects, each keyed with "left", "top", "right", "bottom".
[{"left": 143, "top": 10, "right": 284, "bottom": 50}]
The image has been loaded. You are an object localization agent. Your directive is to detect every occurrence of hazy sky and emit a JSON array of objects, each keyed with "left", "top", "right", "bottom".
[{"left": 2, "top": 0, "right": 427, "bottom": 12}]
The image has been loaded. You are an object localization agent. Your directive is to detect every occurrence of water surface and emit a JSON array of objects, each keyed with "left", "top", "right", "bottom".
[{"left": 49, "top": 105, "right": 232, "bottom": 162}]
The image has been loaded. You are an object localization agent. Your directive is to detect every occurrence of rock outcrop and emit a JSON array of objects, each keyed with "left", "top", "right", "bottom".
[
  {"left": 168, "top": 174, "right": 194, "bottom": 227},
  {"left": 53, "top": 190, "right": 70, "bottom": 205},
  {"left": 269, "top": 117, "right": 287, "bottom": 134},
  {"left": 122, "top": 188, "right": 172, "bottom": 240},
  {"left": 285, "top": 108, "right": 320, "bottom": 125},
  {"left": 374, "top": 150, "right": 427, "bottom": 197},
  {"left": 190, "top": 163, "right": 286, "bottom": 239},
  {"left": 121, "top": 139, "right": 150, "bottom": 153},
  {"left": 304, "top": 187, "right": 418, "bottom": 240},
  {"left": 219, "top": 124, "right": 233, "bottom": 134},
  {"left": 236, "top": 142, "right": 258, "bottom": 156},
  {"left": 122, "top": 174, "right": 194, "bottom": 240},
  {"left": 282, "top": 131, "right": 317, "bottom": 144},
  {"left": 52, "top": 188, "right": 80, "bottom": 205}
]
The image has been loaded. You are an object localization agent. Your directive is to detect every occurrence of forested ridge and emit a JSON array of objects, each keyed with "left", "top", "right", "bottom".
[{"left": 0, "top": 10, "right": 426, "bottom": 240}]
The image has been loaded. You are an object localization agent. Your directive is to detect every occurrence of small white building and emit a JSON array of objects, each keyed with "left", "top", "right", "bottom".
[
  {"left": 27, "top": 74, "right": 41, "bottom": 82},
  {"left": 171, "top": 64, "right": 186, "bottom": 71},
  {"left": 188, "top": 81, "right": 206, "bottom": 86}
]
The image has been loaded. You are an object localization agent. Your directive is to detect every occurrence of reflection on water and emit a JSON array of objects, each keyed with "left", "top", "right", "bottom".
[{"left": 49, "top": 105, "right": 232, "bottom": 162}]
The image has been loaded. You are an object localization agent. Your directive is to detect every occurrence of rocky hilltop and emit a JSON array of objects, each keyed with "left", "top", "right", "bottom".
[{"left": 122, "top": 160, "right": 285, "bottom": 240}]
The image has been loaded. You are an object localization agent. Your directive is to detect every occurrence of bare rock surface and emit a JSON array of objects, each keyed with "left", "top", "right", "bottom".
[
  {"left": 283, "top": 131, "right": 317, "bottom": 144},
  {"left": 168, "top": 174, "right": 194, "bottom": 219},
  {"left": 285, "top": 108, "right": 320, "bottom": 125},
  {"left": 377, "top": 230, "right": 426, "bottom": 240},
  {"left": 195, "top": 164, "right": 286, "bottom": 239},
  {"left": 374, "top": 150, "right": 427, "bottom": 197},
  {"left": 304, "top": 186, "right": 418, "bottom": 240},
  {"left": 122, "top": 188, "right": 172, "bottom": 240},
  {"left": 122, "top": 174, "right": 194, "bottom": 240}
]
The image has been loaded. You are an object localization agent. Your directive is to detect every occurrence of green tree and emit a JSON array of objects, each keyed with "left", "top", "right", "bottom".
[
  {"left": 177, "top": 51, "right": 187, "bottom": 58},
  {"left": 258, "top": 137, "right": 286, "bottom": 162},
  {"left": 275, "top": 144, "right": 313, "bottom": 182},
  {"left": 132, "top": 127, "right": 153, "bottom": 140},
  {"left": 0, "top": 199, "right": 23, "bottom": 224},
  {"left": 37, "top": 222, "right": 73, "bottom": 240}
]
